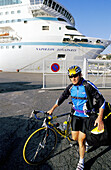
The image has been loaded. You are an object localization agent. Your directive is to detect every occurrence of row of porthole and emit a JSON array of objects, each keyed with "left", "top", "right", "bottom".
[
  {"left": 0, "top": 10, "right": 21, "bottom": 15},
  {"left": 0, "top": 19, "right": 27, "bottom": 24},
  {"left": 0, "top": 46, "right": 22, "bottom": 49}
]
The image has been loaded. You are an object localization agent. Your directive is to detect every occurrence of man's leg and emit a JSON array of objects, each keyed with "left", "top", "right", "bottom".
[
  {"left": 78, "top": 131, "right": 86, "bottom": 159},
  {"left": 71, "top": 131, "right": 79, "bottom": 141},
  {"left": 76, "top": 131, "right": 86, "bottom": 170}
]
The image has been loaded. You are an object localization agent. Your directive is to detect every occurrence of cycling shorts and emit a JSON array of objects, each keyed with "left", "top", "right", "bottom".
[{"left": 71, "top": 115, "right": 88, "bottom": 133}]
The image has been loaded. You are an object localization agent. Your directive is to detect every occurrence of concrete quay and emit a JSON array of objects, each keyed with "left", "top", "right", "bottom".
[{"left": 0, "top": 72, "right": 111, "bottom": 170}]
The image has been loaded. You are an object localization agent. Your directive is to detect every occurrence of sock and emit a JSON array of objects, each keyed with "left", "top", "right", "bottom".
[
  {"left": 85, "top": 141, "right": 88, "bottom": 146},
  {"left": 79, "top": 158, "right": 84, "bottom": 165}
]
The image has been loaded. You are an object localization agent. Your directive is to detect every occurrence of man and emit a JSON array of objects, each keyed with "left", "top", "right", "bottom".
[{"left": 48, "top": 65, "right": 105, "bottom": 170}]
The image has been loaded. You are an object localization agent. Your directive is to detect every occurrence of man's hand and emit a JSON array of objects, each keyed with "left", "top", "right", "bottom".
[
  {"left": 47, "top": 104, "right": 58, "bottom": 115},
  {"left": 47, "top": 109, "right": 53, "bottom": 115},
  {"left": 94, "top": 107, "right": 104, "bottom": 131},
  {"left": 94, "top": 117, "right": 104, "bottom": 131}
]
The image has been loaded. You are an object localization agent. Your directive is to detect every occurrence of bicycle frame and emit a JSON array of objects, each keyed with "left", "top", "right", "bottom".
[
  {"left": 32, "top": 110, "right": 72, "bottom": 142},
  {"left": 23, "top": 110, "right": 74, "bottom": 166}
]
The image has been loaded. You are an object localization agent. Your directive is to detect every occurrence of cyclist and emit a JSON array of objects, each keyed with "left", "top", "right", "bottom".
[{"left": 48, "top": 65, "right": 105, "bottom": 170}]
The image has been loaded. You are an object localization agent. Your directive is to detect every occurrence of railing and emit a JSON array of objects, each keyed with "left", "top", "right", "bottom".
[
  {"left": 85, "top": 59, "right": 111, "bottom": 88},
  {"left": 42, "top": 59, "right": 83, "bottom": 89},
  {"left": 42, "top": 58, "right": 111, "bottom": 89}
]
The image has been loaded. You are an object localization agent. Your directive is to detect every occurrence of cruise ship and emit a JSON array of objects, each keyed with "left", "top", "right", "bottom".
[{"left": 0, "top": 0, "right": 111, "bottom": 72}]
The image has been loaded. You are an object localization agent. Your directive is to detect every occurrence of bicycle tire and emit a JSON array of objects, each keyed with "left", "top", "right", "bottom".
[{"left": 23, "top": 127, "right": 57, "bottom": 165}]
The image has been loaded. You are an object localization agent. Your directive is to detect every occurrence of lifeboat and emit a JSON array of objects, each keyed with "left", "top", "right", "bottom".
[{"left": 0, "top": 33, "right": 9, "bottom": 36}]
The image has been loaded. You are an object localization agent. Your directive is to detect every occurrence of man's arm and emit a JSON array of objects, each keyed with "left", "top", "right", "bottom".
[
  {"left": 47, "top": 103, "right": 58, "bottom": 115},
  {"left": 94, "top": 107, "right": 104, "bottom": 131},
  {"left": 86, "top": 81, "right": 105, "bottom": 131}
]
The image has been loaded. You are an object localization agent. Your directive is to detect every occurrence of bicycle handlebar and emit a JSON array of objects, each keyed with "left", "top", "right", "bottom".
[
  {"left": 33, "top": 110, "right": 47, "bottom": 115},
  {"left": 30, "top": 110, "right": 48, "bottom": 120},
  {"left": 30, "top": 110, "right": 71, "bottom": 121}
]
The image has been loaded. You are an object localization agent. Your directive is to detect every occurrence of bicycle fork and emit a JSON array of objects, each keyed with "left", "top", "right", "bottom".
[{"left": 31, "top": 128, "right": 49, "bottom": 161}]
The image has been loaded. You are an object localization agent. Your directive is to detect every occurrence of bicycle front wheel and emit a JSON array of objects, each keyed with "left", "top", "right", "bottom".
[{"left": 23, "top": 127, "right": 57, "bottom": 165}]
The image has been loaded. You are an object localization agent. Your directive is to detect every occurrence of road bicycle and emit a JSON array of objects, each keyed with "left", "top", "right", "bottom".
[{"left": 23, "top": 110, "right": 74, "bottom": 165}]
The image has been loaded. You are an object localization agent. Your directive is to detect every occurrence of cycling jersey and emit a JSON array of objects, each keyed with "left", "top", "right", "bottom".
[{"left": 56, "top": 78, "right": 105, "bottom": 117}]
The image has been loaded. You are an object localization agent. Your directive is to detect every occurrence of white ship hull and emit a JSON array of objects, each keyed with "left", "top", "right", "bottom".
[
  {"left": 0, "top": 44, "right": 107, "bottom": 72},
  {"left": 0, "top": 0, "right": 111, "bottom": 72}
]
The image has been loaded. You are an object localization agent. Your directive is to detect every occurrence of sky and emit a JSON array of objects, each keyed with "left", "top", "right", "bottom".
[{"left": 58, "top": 0, "right": 111, "bottom": 54}]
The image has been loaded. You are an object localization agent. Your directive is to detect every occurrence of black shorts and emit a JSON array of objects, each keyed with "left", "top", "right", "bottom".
[{"left": 71, "top": 115, "right": 88, "bottom": 133}]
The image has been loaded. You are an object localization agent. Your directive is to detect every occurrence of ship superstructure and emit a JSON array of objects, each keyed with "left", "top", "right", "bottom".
[{"left": 0, "top": 0, "right": 111, "bottom": 72}]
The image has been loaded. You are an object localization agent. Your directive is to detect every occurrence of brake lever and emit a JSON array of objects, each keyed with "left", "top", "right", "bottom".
[{"left": 30, "top": 110, "right": 35, "bottom": 118}]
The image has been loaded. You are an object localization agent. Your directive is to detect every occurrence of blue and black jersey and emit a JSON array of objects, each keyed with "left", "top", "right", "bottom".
[{"left": 56, "top": 78, "right": 105, "bottom": 117}]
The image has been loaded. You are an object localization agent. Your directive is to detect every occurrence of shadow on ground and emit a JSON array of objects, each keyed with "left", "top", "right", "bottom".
[
  {"left": 0, "top": 115, "right": 111, "bottom": 170},
  {"left": 0, "top": 115, "right": 52, "bottom": 170},
  {"left": 0, "top": 82, "right": 42, "bottom": 93},
  {"left": 84, "top": 146, "right": 111, "bottom": 170}
]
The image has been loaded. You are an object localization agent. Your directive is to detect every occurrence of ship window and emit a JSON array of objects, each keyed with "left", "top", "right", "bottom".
[
  {"left": 0, "top": 0, "right": 21, "bottom": 6},
  {"left": 0, "top": 12, "right": 3, "bottom": 15},
  {"left": 1, "top": 46, "right": 4, "bottom": 49},
  {"left": 17, "top": 19, "right": 21, "bottom": 22},
  {"left": 24, "top": 20, "right": 27, "bottom": 23},
  {"left": 66, "top": 26, "right": 77, "bottom": 30},
  {"left": 68, "top": 15, "right": 71, "bottom": 20},
  {"left": 43, "top": 0, "right": 48, "bottom": 5},
  {"left": 58, "top": 18, "right": 66, "bottom": 22},
  {"left": 42, "top": 26, "right": 49, "bottom": 30},
  {"left": 66, "top": 13, "right": 69, "bottom": 19},
  {"left": 35, "top": 0, "right": 40, "bottom": 4},
  {"left": 57, "top": 54, "right": 66, "bottom": 60},
  {"left": 63, "top": 9, "right": 66, "bottom": 16},
  {"left": 81, "top": 39, "right": 88, "bottom": 42},
  {"left": 12, "top": 20, "right": 16, "bottom": 22},
  {"left": 6, "top": 20, "right": 10, "bottom": 23},
  {"left": 61, "top": 8, "right": 65, "bottom": 15},
  {"left": 11, "top": 11, "right": 14, "bottom": 14},
  {"left": 17, "top": 10, "right": 21, "bottom": 13},
  {"left": 30, "top": 0, "right": 34, "bottom": 5},
  {"left": 64, "top": 11, "right": 67, "bottom": 17},
  {"left": 5, "top": 11, "right": 9, "bottom": 15},
  {"left": 6, "top": 46, "right": 9, "bottom": 49},
  {"left": 52, "top": 1, "right": 56, "bottom": 9},
  {"left": 19, "top": 45, "right": 21, "bottom": 48},
  {"left": 58, "top": 6, "right": 62, "bottom": 12},
  {"left": 65, "top": 11, "right": 69, "bottom": 18},
  {"left": 63, "top": 38, "right": 70, "bottom": 42},
  {"left": 64, "top": 10, "right": 66, "bottom": 17},
  {"left": 12, "top": 46, "right": 15, "bottom": 49},
  {"left": 48, "top": 0, "right": 52, "bottom": 7},
  {"left": 55, "top": 4, "right": 59, "bottom": 11},
  {"left": 59, "top": 27, "right": 61, "bottom": 30},
  {"left": 67, "top": 14, "right": 70, "bottom": 20},
  {"left": 96, "top": 39, "right": 101, "bottom": 43},
  {"left": 73, "top": 38, "right": 81, "bottom": 42}
]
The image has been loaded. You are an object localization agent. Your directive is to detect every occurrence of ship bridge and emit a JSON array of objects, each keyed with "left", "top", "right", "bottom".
[{"left": 29, "top": 0, "right": 75, "bottom": 27}]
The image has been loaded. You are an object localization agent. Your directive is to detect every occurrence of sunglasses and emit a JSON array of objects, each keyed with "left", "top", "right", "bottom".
[{"left": 69, "top": 73, "right": 79, "bottom": 78}]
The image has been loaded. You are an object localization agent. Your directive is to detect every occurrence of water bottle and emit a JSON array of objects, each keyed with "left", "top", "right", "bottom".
[{"left": 63, "top": 121, "right": 68, "bottom": 130}]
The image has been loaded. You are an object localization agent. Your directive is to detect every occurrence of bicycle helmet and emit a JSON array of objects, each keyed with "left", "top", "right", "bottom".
[{"left": 68, "top": 65, "right": 81, "bottom": 77}]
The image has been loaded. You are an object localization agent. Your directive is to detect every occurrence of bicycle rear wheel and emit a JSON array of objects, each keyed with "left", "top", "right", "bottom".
[{"left": 23, "top": 127, "right": 57, "bottom": 165}]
